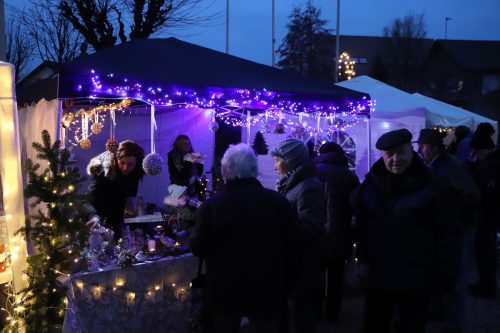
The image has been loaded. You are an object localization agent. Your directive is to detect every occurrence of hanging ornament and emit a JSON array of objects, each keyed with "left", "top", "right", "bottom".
[
  {"left": 91, "top": 110, "right": 103, "bottom": 135},
  {"left": 208, "top": 120, "right": 219, "bottom": 133},
  {"left": 274, "top": 123, "right": 285, "bottom": 134},
  {"left": 79, "top": 138, "right": 91, "bottom": 150},
  {"left": 143, "top": 153, "right": 163, "bottom": 176},
  {"left": 261, "top": 121, "right": 271, "bottom": 133},
  {"left": 105, "top": 138, "right": 118, "bottom": 153},
  {"left": 79, "top": 112, "right": 91, "bottom": 149},
  {"left": 292, "top": 124, "right": 307, "bottom": 139},
  {"left": 142, "top": 104, "right": 163, "bottom": 176},
  {"left": 61, "top": 113, "right": 74, "bottom": 128},
  {"left": 91, "top": 122, "right": 103, "bottom": 135}
]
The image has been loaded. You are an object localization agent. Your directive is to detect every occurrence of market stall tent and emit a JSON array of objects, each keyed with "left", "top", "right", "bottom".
[
  {"left": 17, "top": 38, "right": 371, "bottom": 197},
  {"left": 336, "top": 75, "right": 498, "bottom": 162},
  {"left": 411, "top": 92, "right": 498, "bottom": 142},
  {"left": 0, "top": 61, "right": 28, "bottom": 293}
]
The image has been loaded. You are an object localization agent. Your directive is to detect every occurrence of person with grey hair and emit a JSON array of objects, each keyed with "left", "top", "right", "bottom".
[
  {"left": 190, "top": 143, "right": 298, "bottom": 333},
  {"left": 271, "top": 138, "right": 326, "bottom": 333}
]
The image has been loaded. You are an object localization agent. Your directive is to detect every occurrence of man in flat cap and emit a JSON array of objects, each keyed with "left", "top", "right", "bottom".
[
  {"left": 352, "top": 128, "right": 462, "bottom": 333},
  {"left": 468, "top": 135, "right": 500, "bottom": 299},
  {"left": 417, "top": 128, "right": 480, "bottom": 332}
]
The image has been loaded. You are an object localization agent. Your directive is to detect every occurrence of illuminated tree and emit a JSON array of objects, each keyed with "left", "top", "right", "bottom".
[{"left": 9, "top": 131, "right": 88, "bottom": 332}]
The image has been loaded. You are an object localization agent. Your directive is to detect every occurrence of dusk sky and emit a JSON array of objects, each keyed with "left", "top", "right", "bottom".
[{"left": 6, "top": 0, "right": 500, "bottom": 67}]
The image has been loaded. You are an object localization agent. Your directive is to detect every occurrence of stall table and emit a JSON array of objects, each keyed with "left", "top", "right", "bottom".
[{"left": 59, "top": 253, "right": 198, "bottom": 333}]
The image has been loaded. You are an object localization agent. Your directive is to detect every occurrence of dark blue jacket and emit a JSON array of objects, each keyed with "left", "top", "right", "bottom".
[
  {"left": 190, "top": 178, "right": 298, "bottom": 316},
  {"left": 315, "top": 152, "right": 360, "bottom": 259},
  {"left": 353, "top": 153, "right": 462, "bottom": 293}
]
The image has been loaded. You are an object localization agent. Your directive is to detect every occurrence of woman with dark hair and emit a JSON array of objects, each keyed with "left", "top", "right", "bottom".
[
  {"left": 167, "top": 135, "right": 204, "bottom": 198},
  {"left": 82, "top": 140, "right": 145, "bottom": 240}
]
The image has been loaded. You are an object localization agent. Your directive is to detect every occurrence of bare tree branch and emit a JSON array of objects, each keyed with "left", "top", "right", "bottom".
[
  {"left": 5, "top": 10, "right": 34, "bottom": 80},
  {"left": 383, "top": 11, "right": 427, "bottom": 91},
  {"left": 20, "top": 0, "right": 83, "bottom": 63},
  {"left": 59, "top": 0, "right": 119, "bottom": 51}
]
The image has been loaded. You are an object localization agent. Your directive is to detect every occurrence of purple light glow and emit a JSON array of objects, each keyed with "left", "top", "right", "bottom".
[{"left": 81, "top": 70, "right": 371, "bottom": 118}]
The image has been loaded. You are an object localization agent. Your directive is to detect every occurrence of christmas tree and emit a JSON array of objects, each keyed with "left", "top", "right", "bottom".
[
  {"left": 252, "top": 131, "right": 269, "bottom": 155},
  {"left": 8, "top": 130, "right": 88, "bottom": 332}
]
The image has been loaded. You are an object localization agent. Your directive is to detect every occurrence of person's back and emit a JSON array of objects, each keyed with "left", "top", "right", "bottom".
[
  {"left": 315, "top": 143, "right": 360, "bottom": 321},
  {"left": 192, "top": 179, "right": 297, "bottom": 315},
  {"left": 190, "top": 144, "right": 298, "bottom": 332},
  {"left": 315, "top": 147, "right": 359, "bottom": 260}
]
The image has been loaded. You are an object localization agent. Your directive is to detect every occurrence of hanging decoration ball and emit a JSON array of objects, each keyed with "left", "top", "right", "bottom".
[
  {"left": 61, "top": 113, "right": 74, "bottom": 128},
  {"left": 261, "top": 121, "right": 271, "bottom": 133},
  {"left": 208, "top": 121, "right": 219, "bottom": 133},
  {"left": 274, "top": 123, "right": 285, "bottom": 134},
  {"left": 292, "top": 125, "right": 306, "bottom": 138},
  {"left": 142, "top": 153, "right": 164, "bottom": 176},
  {"left": 79, "top": 138, "right": 91, "bottom": 150},
  {"left": 105, "top": 138, "right": 118, "bottom": 153},
  {"left": 91, "top": 122, "right": 104, "bottom": 135}
]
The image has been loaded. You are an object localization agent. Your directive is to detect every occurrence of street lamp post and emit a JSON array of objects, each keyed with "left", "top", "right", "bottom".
[
  {"left": 272, "top": 0, "right": 276, "bottom": 67},
  {"left": 445, "top": 17, "right": 452, "bottom": 40},
  {"left": 334, "top": 0, "right": 340, "bottom": 82},
  {"left": 226, "top": 0, "right": 230, "bottom": 54}
]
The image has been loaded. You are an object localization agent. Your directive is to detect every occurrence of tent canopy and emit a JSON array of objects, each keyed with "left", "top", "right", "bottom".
[
  {"left": 18, "top": 38, "right": 369, "bottom": 114},
  {"left": 337, "top": 75, "right": 497, "bottom": 131}
]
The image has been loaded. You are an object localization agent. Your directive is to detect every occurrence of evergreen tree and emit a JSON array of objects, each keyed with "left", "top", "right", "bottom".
[
  {"left": 252, "top": 131, "right": 269, "bottom": 155},
  {"left": 277, "top": 1, "right": 334, "bottom": 82},
  {"left": 9, "top": 130, "right": 88, "bottom": 332}
]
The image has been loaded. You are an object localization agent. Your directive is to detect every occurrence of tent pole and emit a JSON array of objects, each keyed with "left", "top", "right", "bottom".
[{"left": 367, "top": 115, "right": 372, "bottom": 168}]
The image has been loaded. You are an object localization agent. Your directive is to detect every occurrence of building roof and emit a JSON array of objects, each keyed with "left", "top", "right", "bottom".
[
  {"left": 328, "top": 35, "right": 434, "bottom": 76},
  {"left": 429, "top": 39, "right": 500, "bottom": 72}
]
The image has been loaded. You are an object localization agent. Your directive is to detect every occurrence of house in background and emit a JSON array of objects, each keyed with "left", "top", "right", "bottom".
[
  {"left": 333, "top": 35, "right": 433, "bottom": 90},
  {"left": 420, "top": 40, "right": 500, "bottom": 122}
]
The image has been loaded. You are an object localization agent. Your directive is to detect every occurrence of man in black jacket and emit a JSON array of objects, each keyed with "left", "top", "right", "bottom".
[
  {"left": 190, "top": 143, "right": 298, "bottom": 333},
  {"left": 315, "top": 142, "right": 359, "bottom": 321},
  {"left": 352, "top": 129, "right": 463, "bottom": 333},
  {"left": 417, "top": 128, "right": 480, "bottom": 332},
  {"left": 468, "top": 135, "right": 500, "bottom": 299}
]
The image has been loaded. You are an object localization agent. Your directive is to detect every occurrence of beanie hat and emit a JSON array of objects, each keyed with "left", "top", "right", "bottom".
[
  {"left": 319, "top": 141, "right": 345, "bottom": 155},
  {"left": 270, "top": 138, "right": 309, "bottom": 169}
]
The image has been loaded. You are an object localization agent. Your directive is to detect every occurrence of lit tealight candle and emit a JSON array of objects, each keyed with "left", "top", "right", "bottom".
[{"left": 148, "top": 239, "right": 156, "bottom": 252}]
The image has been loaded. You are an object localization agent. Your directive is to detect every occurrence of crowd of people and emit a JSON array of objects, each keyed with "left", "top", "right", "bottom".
[{"left": 78, "top": 123, "right": 499, "bottom": 333}]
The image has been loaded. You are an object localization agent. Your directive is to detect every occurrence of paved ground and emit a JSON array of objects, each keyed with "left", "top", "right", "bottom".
[
  {"left": 316, "top": 254, "right": 500, "bottom": 333},
  {"left": 241, "top": 247, "right": 500, "bottom": 333},
  {"left": 316, "top": 284, "right": 500, "bottom": 333}
]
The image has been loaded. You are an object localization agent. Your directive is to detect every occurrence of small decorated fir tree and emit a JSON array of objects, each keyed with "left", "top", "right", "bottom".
[
  {"left": 252, "top": 131, "right": 269, "bottom": 155},
  {"left": 8, "top": 130, "right": 88, "bottom": 332}
]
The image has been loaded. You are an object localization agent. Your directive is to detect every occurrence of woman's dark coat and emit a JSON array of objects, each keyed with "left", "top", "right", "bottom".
[
  {"left": 315, "top": 152, "right": 360, "bottom": 260},
  {"left": 81, "top": 152, "right": 140, "bottom": 238}
]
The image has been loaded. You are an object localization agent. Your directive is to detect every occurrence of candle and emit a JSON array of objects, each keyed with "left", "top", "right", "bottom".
[{"left": 148, "top": 239, "right": 156, "bottom": 252}]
